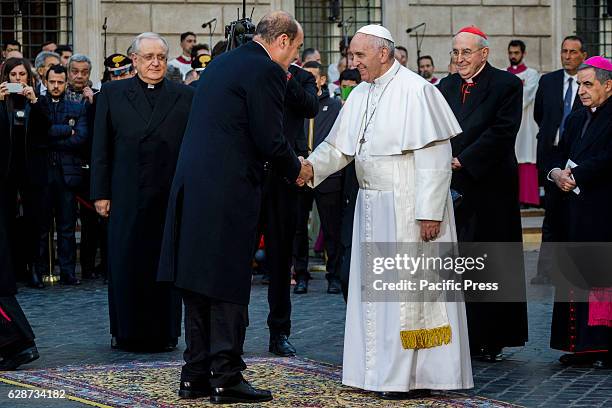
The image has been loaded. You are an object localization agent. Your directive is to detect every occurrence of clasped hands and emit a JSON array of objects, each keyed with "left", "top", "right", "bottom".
[
  {"left": 551, "top": 168, "right": 576, "bottom": 192},
  {"left": 296, "top": 156, "right": 314, "bottom": 187}
]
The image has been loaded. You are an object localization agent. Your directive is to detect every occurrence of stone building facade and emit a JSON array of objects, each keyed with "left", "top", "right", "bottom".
[{"left": 67, "top": 0, "right": 576, "bottom": 81}]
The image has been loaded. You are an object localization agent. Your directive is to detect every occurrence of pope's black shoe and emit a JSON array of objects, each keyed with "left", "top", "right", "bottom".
[
  {"left": 293, "top": 279, "right": 308, "bottom": 294},
  {"left": 378, "top": 390, "right": 431, "bottom": 400},
  {"left": 0, "top": 346, "right": 39, "bottom": 371},
  {"left": 178, "top": 380, "right": 211, "bottom": 399},
  {"left": 269, "top": 334, "right": 296, "bottom": 357},
  {"left": 210, "top": 379, "right": 272, "bottom": 404}
]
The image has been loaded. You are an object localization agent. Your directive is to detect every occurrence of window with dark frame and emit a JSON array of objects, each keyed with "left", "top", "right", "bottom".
[
  {"left": 575, "top": 0, "right": 612, "bottom": 58},
  {"left": 295, "top": 0, "right": 383, "bottom": 66},
  {"left": 1, "top": 0, "right": 73, "bottom": 60}
]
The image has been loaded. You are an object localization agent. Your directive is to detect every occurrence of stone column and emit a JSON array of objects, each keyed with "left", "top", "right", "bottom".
[
  {"left": 383, "top": 0, "right": 409, "bottom": 52},
  {"left": 73, "top": 0, "right": 103, "bottom": 86},
  {"left": 550, "top": 0, "right": 575, "bottom": 71}
]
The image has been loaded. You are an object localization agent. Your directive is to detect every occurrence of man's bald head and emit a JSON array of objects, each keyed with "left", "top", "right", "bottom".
[
  {"left": 254, "top": 11, "right": 304, "bottom": 71},
  {"left": 255, "top": 11, "right": 301, "bottom": 45}
]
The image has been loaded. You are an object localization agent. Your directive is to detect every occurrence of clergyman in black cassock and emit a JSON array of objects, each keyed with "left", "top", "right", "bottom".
[
  {"left": 545, "top": 60, "right": 612, "bottom": 368},
  {"left": 157, "top": 13, "right": 303, "bottom": 403},
  {"left": 91, "top": 33, "right": 194, "bottom": 351},
  {"left": 437, "top": 28, "right": 528, "bottom": 360}
]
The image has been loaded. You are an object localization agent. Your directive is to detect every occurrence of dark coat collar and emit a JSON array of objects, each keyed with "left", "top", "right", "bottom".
[
  {"left": 124, "top": 76, "right": 179, "bottom": 135},
  {"left": 571, "top": 98, "right": 612, "bottom": 158},
  {"left": 447, "top": 62, "right": 494, "bottom": 122}
]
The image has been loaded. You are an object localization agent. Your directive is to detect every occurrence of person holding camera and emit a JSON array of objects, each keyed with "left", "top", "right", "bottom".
[
  {"left": 0, "top": 58, "right": 49, "bottom": 289},
  {"left": 33, "top": 64, "right": 88, "bottom": 286},
  {"left": 0, "top": 58, "right": 45, "bottom": 370}
]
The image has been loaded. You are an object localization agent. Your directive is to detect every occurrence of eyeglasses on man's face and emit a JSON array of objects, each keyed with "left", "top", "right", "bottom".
[
  {"left": 137, "top": 53, "right": 167, "bottom": 63},
  {"left": 450, "top": 48, "right": 485, "bottom": 59}
]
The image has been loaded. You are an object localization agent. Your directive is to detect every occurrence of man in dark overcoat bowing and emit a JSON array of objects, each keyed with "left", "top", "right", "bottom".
[
  {"left": 157, "top": 11, "right": 309, "bottom": 404},
  {"left": 91, "top": 32, "right": 194, "bottom": 352}
]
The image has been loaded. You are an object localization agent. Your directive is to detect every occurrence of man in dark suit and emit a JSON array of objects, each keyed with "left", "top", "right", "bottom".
[
  {"left": 546, "top": 57, "right": 612, "bottom": 368},
  {"left": 438, "top": 26, "right": 528, "bottom": 362},
  {"left": 258, "top": 47, "right": 317, "bottom": 358},
  {"left": 91, "top": 32, "right": 194, "bottom": 352},
  {"left": 533, "top": 36, "right": 586, "bottom": 285},
  {"left": 34, "top": 64, "right": 88, "bottom": 286},
  {"left": 157, "top": 12, "right": 309, "bottom": 404},
  {"left": 293, "top": 61, "right": 343, "bottom": 296}
]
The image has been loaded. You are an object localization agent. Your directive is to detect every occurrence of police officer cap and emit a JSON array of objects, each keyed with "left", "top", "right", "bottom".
[
  {"left": 104, "top": 53, "right": 131, "bottom": 70},
  {"left": 191, "top": 54, "right": 211, "bottom": 71}
]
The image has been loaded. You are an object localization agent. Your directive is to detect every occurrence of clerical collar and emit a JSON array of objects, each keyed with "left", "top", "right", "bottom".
[
  {"left": 508, "top": 63, "right": 527, "bottom": 75},
  {"left": 138, "top": 76, "right": 163, "bottom": 89},
  {"left": 589, "top": 97, "right": 611, "bottom": 114},
  {"left": 254, "top": 40, "right": 273, "bottom": 60},
  {"left": 373, "top": 59, "right": 401, "bottom": 86},
  {"left": 464, "top": 62, "right": 487, "bottom": 84}
]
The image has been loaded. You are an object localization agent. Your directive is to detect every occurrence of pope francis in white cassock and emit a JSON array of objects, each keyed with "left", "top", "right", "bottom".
[{"left": 304, "top": 25, "right": 473, "bottom": 394}]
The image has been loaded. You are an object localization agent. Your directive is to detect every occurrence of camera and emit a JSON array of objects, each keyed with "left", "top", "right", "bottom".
[{"left": 224, "top": 0, "right": 256, "bottom": 51}]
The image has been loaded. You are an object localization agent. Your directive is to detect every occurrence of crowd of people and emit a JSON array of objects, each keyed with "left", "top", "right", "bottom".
[{"left": 0, "top": 9, "right": 611, "bottom": 405}]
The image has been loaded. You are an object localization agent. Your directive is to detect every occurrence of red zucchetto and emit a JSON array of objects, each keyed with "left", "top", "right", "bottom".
[{"left": 456, "top": 25, "right": 488, "bottom": 40}]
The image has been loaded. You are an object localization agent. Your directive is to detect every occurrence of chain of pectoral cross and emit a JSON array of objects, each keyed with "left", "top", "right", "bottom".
[{"left": 357, "top": 65, "right": 402, "bottom": 154}]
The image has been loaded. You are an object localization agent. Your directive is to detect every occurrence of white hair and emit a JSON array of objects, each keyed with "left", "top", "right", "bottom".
[
  {"left": 369, "top": 35, "right": 395, "bottom": 60},
  {"left": 453, "top": 32, "right": 489, "bottom": 49},
  {"left": 129, "top": 32, "right": 169, "bottom": 55}
]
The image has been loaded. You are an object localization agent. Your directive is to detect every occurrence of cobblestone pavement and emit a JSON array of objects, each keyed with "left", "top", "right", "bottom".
[{"left": 1, "top": 251, "right": 611, "bottom": 407}]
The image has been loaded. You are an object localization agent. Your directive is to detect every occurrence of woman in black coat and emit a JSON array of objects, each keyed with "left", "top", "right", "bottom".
[{"left": 0, "top": 58, "right": 43, "bottom": 370}]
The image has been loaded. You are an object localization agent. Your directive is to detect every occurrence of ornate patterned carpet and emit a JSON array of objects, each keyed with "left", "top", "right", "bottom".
[{"left": 0, "top": 357, "right": 519, "bottom": 407}]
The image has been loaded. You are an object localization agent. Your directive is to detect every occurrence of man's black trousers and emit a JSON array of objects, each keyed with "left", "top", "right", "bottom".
[{"left": 180, "top": 290, "right": 248, "bottom": 388}]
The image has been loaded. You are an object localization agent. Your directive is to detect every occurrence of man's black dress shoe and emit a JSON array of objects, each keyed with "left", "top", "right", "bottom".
[
  {"left": 293, "top": 279, "right": 308, "bottom": 294},
  {"left": 0, "top": 346, "right": 39, "bottom": 371},
  {"left": 378, "top": 390, "right": 431, "bottom": 400},
  {"left": 28, "top": 270, "right": 45, "bottom": 289},
  {"left": 327, "top": 280, "right": 341, "bottom": 294},
  {"left": 593, "top": 355, "right": 612, "bottom": 369},
  {"left": 210, "top": 379, "right": 272, "bottom": 404},
  {"left": 179, "top": 380, "right": 211, "bottom": 399},
  {"left": 269, "top": 334, "right": 296, "bottom": 357},
  {"left": 60, "top": 276, "right": 81, "bottom": 285},
  {"left": 559, "top": 353, "right": 601, "bottom": 366},
  {"left": 479, "top": 346, "right": 503, "bottom": 362},
  {"left": 110, "top": 336, "right": 119, "bottom": 349}
]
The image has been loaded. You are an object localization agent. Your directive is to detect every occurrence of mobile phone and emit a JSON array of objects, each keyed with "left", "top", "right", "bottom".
[{"left": 6, "top": 83, "right": 24, "bottom": 93}]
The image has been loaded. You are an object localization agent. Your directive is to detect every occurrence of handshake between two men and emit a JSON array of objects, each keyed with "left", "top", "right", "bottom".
[
  {"left": 296, "top": 157, "right": 314, "bottom": 187},
  {"left": 292, "top": 156, "right": 440, "bottom": 242}
]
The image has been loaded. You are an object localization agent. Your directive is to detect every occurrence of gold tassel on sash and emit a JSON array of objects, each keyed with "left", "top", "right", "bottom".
[{"left": 400, "top": 325, "right": 452, "bottom": 350}]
